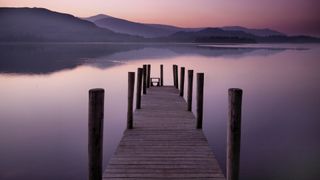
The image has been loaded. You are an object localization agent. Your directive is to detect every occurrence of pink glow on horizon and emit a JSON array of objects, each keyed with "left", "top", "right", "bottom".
[{"left": 1, "top": 0, "right": 319, "bottom": 36}]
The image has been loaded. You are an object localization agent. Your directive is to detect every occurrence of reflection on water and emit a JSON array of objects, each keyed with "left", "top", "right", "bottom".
[
  {"left": 0, "top": 43, "right": 287, "bottom": 74},
  {"left": 0, "top": 43, "right": 319, "bottom": 180}
]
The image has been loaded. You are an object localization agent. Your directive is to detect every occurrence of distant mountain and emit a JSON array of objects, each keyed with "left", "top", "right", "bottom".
[
  {"left": 84, "top": 14, "right": 112, "bottom": 22},
  {"left": 153, "top": 27, "right": 320, "bottom": 43},
  {"left": 0, "top": 8, "right": 142, "bottom": 42},
  {"left": 256, "top": 35, "right": 320, "bottom": 43},
  {"left": 0, "top": 8, "right": 318, "bottom": 43},
  {"left": 85, "top": 14, "right": 202, "bottom": 38},
  {"left": 85, "top": 14, "right": 185, "bottom": 38},
  {"left": 86, "top": 14, "right": 287, "bottom": 39},
  {"left": 222, "top": 26, "right": 285, "bottom": 37},
  {"left": 140, "top": 24, "right": 202, "bottom": 34},
  {"left": 156, "top": 28, "right": 257, "bottom": 43},
  {"left": 87, "top": 14, "right": 320, "bottom": 43}
]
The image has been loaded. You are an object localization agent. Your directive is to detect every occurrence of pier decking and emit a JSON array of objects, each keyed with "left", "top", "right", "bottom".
[{"left": 103, "top": 86, "right": 226, "bottom": 180}]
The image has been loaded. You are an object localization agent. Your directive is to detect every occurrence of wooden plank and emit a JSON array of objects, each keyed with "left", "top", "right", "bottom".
[
  {"left": 104, "top": 174, "right": 224, "bottom": 178},
  {"left": 104, "top": 86, "right": 225, "bottom": 180},
  {"left": 104, "top": 178, "right": 226, "bottom": 180},
  {"left": 105, "top": 169, "right": 222, "bottom": 173}
]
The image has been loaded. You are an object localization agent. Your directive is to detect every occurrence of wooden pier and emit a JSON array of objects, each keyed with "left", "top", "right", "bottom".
[
  {"left": 89, "top": 64, "right": 242, "bottom": 180},
  {"left": 104, "top": 86, "right": 226, "bottom": 179}
]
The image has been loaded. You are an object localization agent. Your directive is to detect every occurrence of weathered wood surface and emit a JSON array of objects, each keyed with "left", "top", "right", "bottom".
[
  {"left": 104, "top": 86, "right": 225, "bottom": 180},
  {"left": 89, "top": 89, "right": 105, "bottom": 180},
  {"left": 227, "top": 89, "right": 243, "bottom": 180}
]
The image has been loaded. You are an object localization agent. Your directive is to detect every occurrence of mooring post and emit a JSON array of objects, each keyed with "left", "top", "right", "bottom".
[
  {"left": 173, "top": 65, "right": 176, "bottom": 87},
  {"left": 196, "top": 73, "right": 204, "bottom": 129},
  {"left": 160, "top": 64, "right": 164, "bottom": 86},
  {"left": 143, "top": 65, "right": 147, "bottom": 94},
  {"left": 227, "top": 88, "right": 243, "bottom": 180},
  {"left": 88, "top": 88, "right": 104, "bottom": 180},
  {"left": 127, "top": 72, "right": 135, "bottom": 129},
  {"left": 147, "top": 64, "right": 151, "bottom": 88},
  {"left": 174, "top": 65, "right": 179, "bottom": 89},
  {"left": 180, "top": 67, "right": 185, "bottom": 96},
  {"left": 136, "top": 68, "right": 143, "bottom": 109},
  {"left": 187, "top": 70, "right": 194, "bottom": 111}
]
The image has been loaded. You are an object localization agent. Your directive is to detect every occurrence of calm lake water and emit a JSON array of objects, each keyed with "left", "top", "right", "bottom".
[{"left": 0, "top": 43, "right": 319, "bottom": 180}]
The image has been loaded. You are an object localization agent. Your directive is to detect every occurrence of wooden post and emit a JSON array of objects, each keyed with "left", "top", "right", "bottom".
[
  {"left": 147, "top": 64, "right": 151, "bottom": 88},
  {"left": 160, "top": 64, "right": 164, "bottom": 86},
  {"left": 127, "top": 72, "right": 135, "bottom": 129},
  {"left": 227, "top": 88, "right": 243, "bottom": 180},
  {"left": 173, "top": 65, "right": 176, "bottom": 87},
  {"left": 180, "top": 67, "right": 185, "bottom": 96},
  {"left": 196, "top": 73, "right": 204, "bottom": 129},
  {"left": 187, "top": 70, "right": 193, "bottom": 111},
  {"left": 174, "top": 65, "right": 179, "bottom": 89},
  {"left": 88, "top": 88, "right": 104, "bottom": 180},
  {"left": 143, "top": 65, "right": 147, "bottom": 94},
  {"left": 136, "top": 68, "right": 143, "bottom": 109}
]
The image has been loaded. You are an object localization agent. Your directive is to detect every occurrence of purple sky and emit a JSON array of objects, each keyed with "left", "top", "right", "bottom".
[{"left": 1, "top": 0, "right": 319, "bottom": 36}]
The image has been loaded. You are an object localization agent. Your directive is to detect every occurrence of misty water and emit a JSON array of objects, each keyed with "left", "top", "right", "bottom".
[{"left": 0, "top": 43, "right": 319, "bottom": 180}]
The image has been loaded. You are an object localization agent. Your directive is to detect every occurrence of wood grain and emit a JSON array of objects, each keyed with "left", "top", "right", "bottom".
[{"left": 104, "top": 86, "right": 225, "bottom": 180}]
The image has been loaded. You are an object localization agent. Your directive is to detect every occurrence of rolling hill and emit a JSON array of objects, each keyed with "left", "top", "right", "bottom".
[
  {"left": 0, "top": 8, "right": 142, "bottom": 42},
  {"left": 85, "top": 14, "right": 185, "bottom": 38},
  {"left": 154, "top": 28, "right": 257, "bottom": 43},
  {"left": 0, "top": 8, "right": 318, "bottom": 43},
  {"left": 85, "top": 14, "right": 286, "bottom": 38},
  {"left": 221, "top": 26, "right": 285, "bottom": 37}
]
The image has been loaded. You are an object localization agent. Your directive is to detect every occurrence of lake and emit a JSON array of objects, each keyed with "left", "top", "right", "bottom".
[{"left": 0, "top": 43, "right": 319, "bottom": 180}]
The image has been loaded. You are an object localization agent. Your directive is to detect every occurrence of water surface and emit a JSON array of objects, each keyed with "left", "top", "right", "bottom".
[{"left": 0, "top": 43, "right": 319, "bottom": 180}]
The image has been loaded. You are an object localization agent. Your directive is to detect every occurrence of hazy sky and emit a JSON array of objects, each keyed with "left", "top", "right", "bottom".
[{"left": 1, "top": 0, "right": 319, "bottom": 36}]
